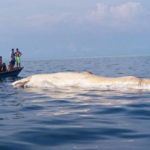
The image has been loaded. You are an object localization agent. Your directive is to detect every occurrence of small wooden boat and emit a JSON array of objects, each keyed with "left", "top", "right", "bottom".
[{"left": 0, "top": 67, "right": 23, "bottom": 78}]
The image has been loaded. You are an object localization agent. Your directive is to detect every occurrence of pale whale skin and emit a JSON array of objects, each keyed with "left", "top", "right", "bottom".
[{"left": 12, "top": 72, "right": 150, "bottom": 91}]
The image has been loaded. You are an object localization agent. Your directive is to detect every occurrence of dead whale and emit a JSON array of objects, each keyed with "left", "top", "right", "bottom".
[{"left": 12, "top": 72, "right": 150, "bottom": 91}]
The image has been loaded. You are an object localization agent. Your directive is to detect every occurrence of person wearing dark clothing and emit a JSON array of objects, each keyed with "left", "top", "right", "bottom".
[
  {"left": 10, "top": 49, "right": 16, "bottom": 67},
  {"left": 0, "top": 56, "right": 7, "bottom": 72},
  {"left": 1, "top": 63, "right": 7, "bottom": 72}
]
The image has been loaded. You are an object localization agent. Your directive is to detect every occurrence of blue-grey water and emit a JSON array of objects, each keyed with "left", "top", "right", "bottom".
[{"left": 0, "top": 57, "right": 150, "bottom": 150}]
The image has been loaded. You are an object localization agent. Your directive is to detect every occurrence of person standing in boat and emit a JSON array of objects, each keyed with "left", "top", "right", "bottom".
[
  {"left": 15, "top": 48, "right": 22, "bottom": 68},
  {"left": 10, "top": 49, "right": 16, "bottom": 68}
]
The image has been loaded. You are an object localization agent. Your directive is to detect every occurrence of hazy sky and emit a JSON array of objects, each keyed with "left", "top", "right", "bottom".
[{"left": 0, "top": 0, "right": 150, "bottom": 60}]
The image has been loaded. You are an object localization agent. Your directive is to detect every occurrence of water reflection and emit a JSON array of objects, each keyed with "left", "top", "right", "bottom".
[{"left": 23, "top": 87, "right": 150, "bottom": 108}]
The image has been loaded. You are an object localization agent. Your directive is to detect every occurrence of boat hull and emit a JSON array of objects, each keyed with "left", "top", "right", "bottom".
[{"left": 0, "top": 67, "right": 23, "bottom": 78}]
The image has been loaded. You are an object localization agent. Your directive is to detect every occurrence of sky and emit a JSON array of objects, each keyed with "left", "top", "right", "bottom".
[{"left": 0, "top": 0, "right": 150, "bottom": 60}]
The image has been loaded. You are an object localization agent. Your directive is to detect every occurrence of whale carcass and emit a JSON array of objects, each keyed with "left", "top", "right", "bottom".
[{"left": 12, "top": 72, "right": 150, "bottom": 91}]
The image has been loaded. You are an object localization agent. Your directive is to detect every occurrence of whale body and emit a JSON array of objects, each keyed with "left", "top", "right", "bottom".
[{"left": 12, "top": 72, "right": 150, "bottom": 91}]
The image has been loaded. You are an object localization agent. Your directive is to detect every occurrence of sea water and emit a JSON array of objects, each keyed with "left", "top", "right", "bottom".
[{"left": 0, "top": 57, "right": 150, "bottom": 150}]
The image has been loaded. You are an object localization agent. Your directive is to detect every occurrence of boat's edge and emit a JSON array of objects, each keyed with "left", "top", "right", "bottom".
[{"left": 0, "top": 67, "right": 24, "bottom": 78}]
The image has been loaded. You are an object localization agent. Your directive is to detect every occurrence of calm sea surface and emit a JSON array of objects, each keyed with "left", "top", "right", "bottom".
[{"left": 0, "top": 57, "right": 150, "bottom": 150}]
